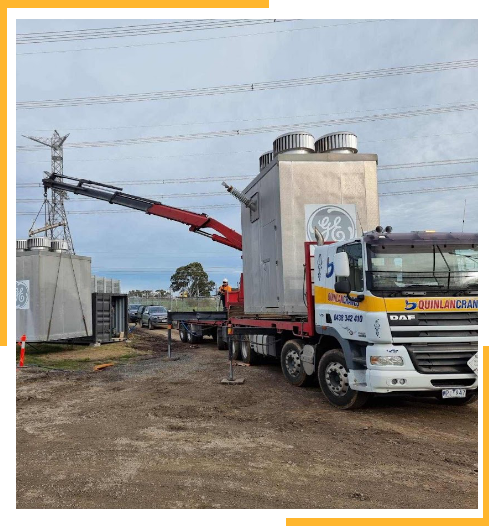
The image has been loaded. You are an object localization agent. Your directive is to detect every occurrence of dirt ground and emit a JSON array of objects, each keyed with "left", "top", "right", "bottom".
[{"left": 16, "top": 328, "right": 478, "bottom": 509}]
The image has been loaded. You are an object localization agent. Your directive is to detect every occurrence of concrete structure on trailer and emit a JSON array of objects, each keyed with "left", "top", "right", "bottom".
[{"left": 240, "top": 131, "right": 380, "bottom": 316}]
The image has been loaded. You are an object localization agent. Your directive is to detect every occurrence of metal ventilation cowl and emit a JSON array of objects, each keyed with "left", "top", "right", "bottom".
[
  {"left": 51, "top": 240, "right": 69, "bottom": 252},
  {"left": 273, "top": 132, "right": 315, "bottom": 157},
  {"left": 17, "top": 240, "right": 28, "bottom": 251},
  {"left": 315, "top": 131, "right": 358, "bottom": 154},
  {"left": 27, "top": 237, "right": 52, "bottom": 250},
  {"left": 259, "top": 151, "right": 273, "bottom": 171}
]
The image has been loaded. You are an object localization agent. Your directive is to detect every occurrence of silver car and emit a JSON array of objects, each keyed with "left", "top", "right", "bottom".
[{"left": 141, "top": 306, "right": 168, "bottom": 330}]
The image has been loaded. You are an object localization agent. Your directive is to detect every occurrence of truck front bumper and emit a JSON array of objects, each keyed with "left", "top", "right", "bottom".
[
  {"left": 348, "top": 344, "right": 478, "bottom": 393},
  {"left": 364, "top": 370, "right": 477, "bottom": 393}
]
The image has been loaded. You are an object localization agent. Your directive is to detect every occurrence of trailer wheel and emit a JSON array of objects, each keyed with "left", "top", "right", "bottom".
[
  {"left": 179, "top": 325, "right": 187, "bottom": 342},
  {"left": 318, "top": 349, "right": 370, "bottom": 409},
  {"left": 230, "top": 338, "right": 241, "bottom": 360},
  {"left": 187, "top": 330, "right": 198, "bottom": 344},
  {"left": 436, "top": 390, "right": 478, "bottom": 405},
  {"left": 216, "top": 329, "right": 228, "bottom": 351},
  {"left": 280, "top": 340, "right": 312, "bottom": 387},
  {"left": 240, "top": 336, "right": 256, "bottom": 365}
]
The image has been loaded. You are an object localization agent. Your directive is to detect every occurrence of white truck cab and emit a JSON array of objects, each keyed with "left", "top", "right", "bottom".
[{"left": 311, "top": 230, "right": 478, "bottom": 408}]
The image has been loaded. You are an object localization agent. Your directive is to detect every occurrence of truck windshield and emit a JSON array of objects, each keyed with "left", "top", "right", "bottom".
[{"left": 366, "top": 244, "right": 478, "bottom": 293}]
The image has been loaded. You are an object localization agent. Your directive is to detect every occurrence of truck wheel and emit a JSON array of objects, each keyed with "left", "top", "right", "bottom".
[
  {"left": 230, "top": 338, "right": 241, "bottom": 360},
  {"left": 179, "top": 325, "right": 187, "bottom": 342},
  {"left": 318, "top": 349, "right": 370, "bottom": 409},
  {"left": 216, "top": 329, "right": 228, "bottom": 351},
  {"left": 187, "top": 330, "right": 198, "bottom": 344},
  {"left": 437, "top": 391, "right": 478, "bottom": 405},
  {"left": 280, "top": 340, "right": 312, "bottom": 387},
  {"left": 240, "top": 336, "right": 256, "bottom": 365}
]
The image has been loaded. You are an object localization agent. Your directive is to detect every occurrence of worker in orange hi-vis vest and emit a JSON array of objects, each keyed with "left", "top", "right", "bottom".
[{"left": 218, "top": 278, "right": 232, "bottom": 310}]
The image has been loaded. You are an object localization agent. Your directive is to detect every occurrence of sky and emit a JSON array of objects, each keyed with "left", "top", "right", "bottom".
[{"left": 16, "top": 19, "right": 478, "bottom": 293}]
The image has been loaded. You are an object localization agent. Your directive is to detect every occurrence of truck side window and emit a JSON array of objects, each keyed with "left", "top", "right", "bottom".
[{"left": 336, "top": 242, "right": 364, "bottom": 291}]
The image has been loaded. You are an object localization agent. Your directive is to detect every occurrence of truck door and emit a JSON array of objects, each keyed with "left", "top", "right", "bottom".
[{"left": 331, "top": 242, "right": 367, "bottom": 341}]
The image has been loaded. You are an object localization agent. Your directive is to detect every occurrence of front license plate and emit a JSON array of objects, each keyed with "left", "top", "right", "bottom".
[
  {"left": 442, "top": 388, "right": 466, "bottom": 399},
  {"left": 467, "top": 352, "right": 478, "bottom": 375}
]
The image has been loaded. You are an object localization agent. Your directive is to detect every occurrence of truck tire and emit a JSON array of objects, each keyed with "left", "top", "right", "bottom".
[
  {"left": 179, "top": 325, "right": 187, "bottom": 342},
  {"left": 187, "top": 330, "right": 198, "bottom": 344},
  {"left": 230, "top": 338, "right": 241, "bottom": 360},
  {"left": 240, "top": 336, "right": 256, "bottom": 365},
  {"left": 280, "top": 340, "right": 312, "bottom": 387},
  {"left": 437, "top": 391, "right": 478, "bottom": 405},
  {"left": 318, "top": 349, "right": 370, "bottom": 409},
  {"left": 216, "top": 329, "right": 228, "bottom": 351}
]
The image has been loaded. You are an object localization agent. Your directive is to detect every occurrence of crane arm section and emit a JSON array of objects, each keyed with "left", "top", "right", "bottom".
[{"left": 42, "top": 173, "right": 242, "bottom": 251}]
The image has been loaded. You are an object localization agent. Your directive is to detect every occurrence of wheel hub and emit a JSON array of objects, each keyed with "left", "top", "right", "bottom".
[
  {"left": 325, "top": 362, "right": 349, "bottom": 397},
  {"left": 285, "top": 349, "right": 301, "bottom": 377}
]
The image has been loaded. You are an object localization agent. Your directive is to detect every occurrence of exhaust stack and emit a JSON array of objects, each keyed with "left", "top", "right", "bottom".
[{"left": 315, "top": 131, "right": 358, "bottom": 154}]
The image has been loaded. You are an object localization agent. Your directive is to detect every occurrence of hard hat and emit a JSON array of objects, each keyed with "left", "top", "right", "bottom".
[{"left": 223, "top": 278, "right": 228, "bottom": 283}]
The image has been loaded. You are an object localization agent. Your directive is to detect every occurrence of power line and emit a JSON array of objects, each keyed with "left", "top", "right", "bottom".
[
  {"left": 378, "top": 171, "right": 477, "bottom": 184},
  {"left": 16, "top": 131, "right": 477, "bottom": 164},
  {"left": 17, "top": 100, "right": 477, "bottom": 134},
  {"left": 377, "top": 158, "right": 477, "bottom": 171},
  {"left": 14, "top": 172, "right": 480, "bottom": 202},
  {"left": 16, "top": 19, "right": 293, "bottom": 44},
  {"left": 16, "top": 183, "right": 478, "bottom": 216},
  {"left": 17, "top": 19, "right": 391, "bottom": 56},
  {"left": 379, "top": 184, "right": 477, "bottom": 196},
  {"left": 15, "top": 157, "right": 478, "bottom": 188},
  {"left": 16, "top": 59, "right": 477, "bottom": 110},
  {"left": 16, "top": 103, "right": 478, "bottom": 153}
]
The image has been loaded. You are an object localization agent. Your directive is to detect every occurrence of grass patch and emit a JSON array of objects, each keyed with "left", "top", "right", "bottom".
[{"left": 16, "top": 340, "right": 148, "bottom": 371}]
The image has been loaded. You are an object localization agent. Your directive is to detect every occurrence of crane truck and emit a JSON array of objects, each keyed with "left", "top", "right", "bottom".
[{"left": 42, "top": 172, "right": 478, "bottom": 409}]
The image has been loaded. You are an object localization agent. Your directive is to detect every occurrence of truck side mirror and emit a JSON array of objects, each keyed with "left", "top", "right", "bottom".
[
  {"left": 334, "top": 280, "right": 351, "bottom": 294},
  {"left": 334, "top": 252, "right": 350, "bottom": 277}
]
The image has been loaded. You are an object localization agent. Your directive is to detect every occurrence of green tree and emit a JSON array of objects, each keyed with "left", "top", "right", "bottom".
[{"left": 170, "top": 262, "right": 216, "bottom": 297}]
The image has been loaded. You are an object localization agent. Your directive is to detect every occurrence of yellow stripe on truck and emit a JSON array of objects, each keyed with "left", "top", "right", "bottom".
[
  {"left": 314, "top": 286, "right": 384, "bottom": 311},
  {"left": 314, "top": 286, "right": 478, "bottom": 313}
]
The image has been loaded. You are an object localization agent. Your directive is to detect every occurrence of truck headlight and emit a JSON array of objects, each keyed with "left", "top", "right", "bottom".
[{"left": 370, "top": 356, "right": 404, "bottom": 366}]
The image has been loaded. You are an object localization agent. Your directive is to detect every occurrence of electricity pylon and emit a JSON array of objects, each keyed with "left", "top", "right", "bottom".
[{"left": 23, "top": 130, "right": 75, "bottom": 253}]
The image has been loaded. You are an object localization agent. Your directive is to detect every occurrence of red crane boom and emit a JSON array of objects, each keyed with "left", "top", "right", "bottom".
[{"left": 42, "top": 173, "right": 242, "bottom": 251}]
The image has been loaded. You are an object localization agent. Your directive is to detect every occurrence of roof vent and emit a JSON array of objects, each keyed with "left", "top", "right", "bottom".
[
  {"left": 27, "top": 237, "right": 52, "bottom": 251},
  {"left": 16, "top": 239, "right": 28, "bottom": 251},
  {"left": 259, "top": 151, "right": 273, "bottom": 171},
  {"left": 315, "top": 131, "right": 358, "bottom": 154},
  {"left": 51, "top": 240, "right": 69, "bottom": 252},
  {"left": 273, "top": 132, "right": 315, "bottom": 157}
]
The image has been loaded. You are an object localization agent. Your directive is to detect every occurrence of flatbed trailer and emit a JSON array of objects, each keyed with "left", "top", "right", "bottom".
[{"left": 167, "top": 242, "right": 318, "bottom": 362}]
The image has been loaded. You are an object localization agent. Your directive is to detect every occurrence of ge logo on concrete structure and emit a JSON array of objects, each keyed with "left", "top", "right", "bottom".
[
  {"left": 16, "top": 280, "right": 30, "bottom": 310},
  {"left": 305, "top": 204, "right": 357, "bottom": 242}
]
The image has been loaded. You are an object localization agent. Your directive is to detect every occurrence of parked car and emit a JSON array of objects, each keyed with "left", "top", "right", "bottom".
[
  {"left": 134, "top": 305, "right": 148, "bottom": 325},
  {"left": 128, "top": 304, "right": 142, "bottom": 323},
  {"left": 141, "top": 306, "right": 168, "bottom": 330}
]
